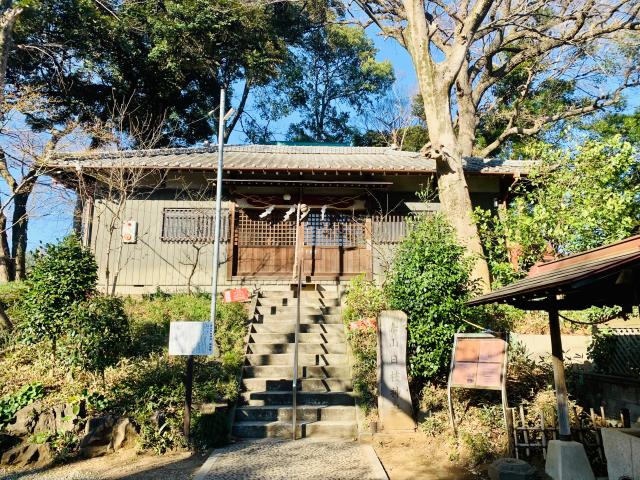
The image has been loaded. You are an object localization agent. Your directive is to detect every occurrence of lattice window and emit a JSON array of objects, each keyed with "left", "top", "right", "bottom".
[
  {"left": 236, "top": 209, "right": 296, "bottom": 247},
  {"left": 161, "top": 208, "right": 228, "bottom": 243},
  {"left": 304, "top": 212, "right": 365, "bottom": 247}
]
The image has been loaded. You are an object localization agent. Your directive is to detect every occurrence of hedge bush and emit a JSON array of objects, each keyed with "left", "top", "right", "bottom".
[
  {"left": 21, "top": 235, "right": 97, "bottom": 355},
  {"left": 386, "top": 214, "right": 476, "bottom": 380},
  {"left": 63, "top": 296, "right": 131, "bottom": 376}
]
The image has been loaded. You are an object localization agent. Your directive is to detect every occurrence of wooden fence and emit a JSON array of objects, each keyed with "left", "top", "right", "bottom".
[{"left": 509, "top": 404, "right": 630, "bottom": 473}]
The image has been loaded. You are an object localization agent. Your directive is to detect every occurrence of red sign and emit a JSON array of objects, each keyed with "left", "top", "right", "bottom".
[
  {"left": 223, "top": 288, "right": 250, "bottom": 303},
  {"left": 449, "top": 336, "right": 507, "bottom": 390}
]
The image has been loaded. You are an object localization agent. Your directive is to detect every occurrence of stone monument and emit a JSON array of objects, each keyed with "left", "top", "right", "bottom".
[{"left": 377, "top": 310, "right": 415, "bottom": 432}]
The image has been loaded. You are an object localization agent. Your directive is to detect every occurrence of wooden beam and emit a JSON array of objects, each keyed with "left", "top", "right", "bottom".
[{"left": 549, "top": 308, "right": 572, "bottom": 440}]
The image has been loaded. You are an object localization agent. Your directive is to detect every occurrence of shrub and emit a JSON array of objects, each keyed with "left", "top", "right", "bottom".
[
  {"left": 587, "top": 327, "right": 619, "bottom": 374},
  {"left": 215, "top": 301, "right": 249, "bottom": 368},
  {"left": 386, "top": 214, "right": 476, "bottom": 380},
  {"left": 343, "top": 275, "right": 386, "bottom": 413},
  {"left": 63, "top": 295, "right": 131, "bottom": 376},
  {"left": 347, "top": 327, "right": 378, "bottom": 411},
  {"left": 21, "top": 235, "right": 97, "bottom": 355},
  {"left": 343, "top": 274, "right": 387, "bottom": 324}
]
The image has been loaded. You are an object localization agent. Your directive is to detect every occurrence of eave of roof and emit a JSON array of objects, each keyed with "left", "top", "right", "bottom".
[
  {"left": 467, "top": 235, "right": 640, "bottom": 309},
  {"left": 45, "top": 144, "right": 534, "bottom": 176}
]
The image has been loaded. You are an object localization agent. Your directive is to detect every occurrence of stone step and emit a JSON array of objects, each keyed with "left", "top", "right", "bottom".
[
  {"left": 259, "top": 290, "right": 342, "bottom": 300},
  {"left": 240, "top": 391, "right": 356, "bottom": 407},
  {"left": 257, "top": 305, "right": 341, "bottom": 316},
  {"left": 250, "top": 323, "right": 343, "bottom": 334},
  {"left": 235, "top": 405, "right": 355, "bottom": 423},
  {"left": 243, "top": 365, "right": 350, "bottom": 379},
  {"left": 242, "top": 377, "right": 352, "bottom": 392},
  {"left": 232, "top": 420, "right": 357, "bottom": 439},
  {"left": 246, "top": 343, "right": 346, "bottom": 355},
  {"left": 244, "top": 353, "right": 347, "bottom": 366},
  {"left": 247, "top": 332, "right": 345, "bottom": 344},
  {"left": 258, "top": 297, "right": 341, "bottom": 307},
  {"left": 257, "top": 305, "right": 321, "bottom": 316},
  {"left": 259, "top": 314, "right": 343, "bottom": 324}
]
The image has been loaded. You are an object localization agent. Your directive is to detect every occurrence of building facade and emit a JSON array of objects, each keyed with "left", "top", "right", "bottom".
[{"left": 48, "top": 145, "right": 531, "bottom": 295}]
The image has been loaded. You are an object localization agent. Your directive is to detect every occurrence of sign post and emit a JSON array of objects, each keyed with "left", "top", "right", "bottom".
[
  {"left": 447, "top": 332, "right": 510, "bottom": 449},
  {"left": 168, "top": 321, "right": 214, "bottom": 441}
]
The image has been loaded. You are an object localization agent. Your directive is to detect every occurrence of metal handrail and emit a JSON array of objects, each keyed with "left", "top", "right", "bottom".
[{"left": 292, "top": 261, "right": 302, "bottom": 440}]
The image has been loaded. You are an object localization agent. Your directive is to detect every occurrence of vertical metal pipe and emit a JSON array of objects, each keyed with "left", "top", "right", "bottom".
[
  {"left": 549, "top": 308, "right": 572, "bottom": 440},
  {"left": 210, "top": 88, "right": 226, "bottom": 350},
  {"left": 292, "top": 201, "right": 302, "bottom": 440}
]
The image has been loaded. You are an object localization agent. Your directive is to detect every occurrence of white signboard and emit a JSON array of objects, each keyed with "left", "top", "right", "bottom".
[
  {"left": 122, "top": 220, "right": 138, "bottom": 244},
  {"left": 168, "top": 321, "right": 214, "bottom": 356}
]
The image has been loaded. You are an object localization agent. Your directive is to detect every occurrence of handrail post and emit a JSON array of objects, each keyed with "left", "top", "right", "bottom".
[
  {"left": 292, "top": 260, "right": 301, "bottom": 440},
  {"left": 292, "top": 204, "right": 303, "bottom": 440}
]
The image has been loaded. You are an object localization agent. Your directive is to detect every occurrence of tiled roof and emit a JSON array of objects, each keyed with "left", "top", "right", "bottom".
[
  {"left": 467, "top": 235, "right": 640, "bottom": 309},
  {"left": 46, "top": 144, "right": 533, "bottom": 175}
]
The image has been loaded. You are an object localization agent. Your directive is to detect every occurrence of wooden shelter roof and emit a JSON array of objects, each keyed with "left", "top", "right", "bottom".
[
  {"left": 45, "top": 145, "right": 533, "bottom": 176},
  {"left": 467, "top": 235, "right": 640, "bottom": 310}
]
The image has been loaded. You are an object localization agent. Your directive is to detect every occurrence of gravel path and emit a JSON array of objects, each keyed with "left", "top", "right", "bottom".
[{"left": 201, "top": 439, "right": 385, "bottom": 480}]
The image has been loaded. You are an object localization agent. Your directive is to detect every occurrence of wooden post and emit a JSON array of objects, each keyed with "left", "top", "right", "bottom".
[
  {"left": 549, "top": 308, "right": 572, "bottom": 440},
  {"left": 184, "top": 355, "right": 194, "bottom": 443}
]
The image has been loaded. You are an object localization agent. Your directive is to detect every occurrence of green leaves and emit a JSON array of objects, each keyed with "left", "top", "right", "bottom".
[
  {"left": 477, "top": 135, "right": 639, "bottom": 286},
  {"left": 386, "top": 214, "right": 475, "bottom": 380},
  {"left": 0, "top": 382, "right": 44, "bottom": 429},
  {"left": 21, "top": 234, "right": 97, "bottom": 350},
  {"left": 62, "top": 295, "right": 131, "bottom": 375},
  {"left": 247, "top": 23, "right": 394, "bottom": 143}
]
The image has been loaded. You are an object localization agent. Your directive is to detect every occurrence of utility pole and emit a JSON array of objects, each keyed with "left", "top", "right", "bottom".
[{"left": 210, "top": 88, "right": 226, "bottom": 351}]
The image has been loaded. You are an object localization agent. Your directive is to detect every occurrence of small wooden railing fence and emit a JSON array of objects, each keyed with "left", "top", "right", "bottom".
[{"left": 509, "top": 404, "right": 630, "bottom": 473}]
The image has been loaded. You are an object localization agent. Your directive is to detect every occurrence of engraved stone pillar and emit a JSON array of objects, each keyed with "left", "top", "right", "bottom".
[{"left": 377, "top": 310, "right": 415, "bottom": 432}]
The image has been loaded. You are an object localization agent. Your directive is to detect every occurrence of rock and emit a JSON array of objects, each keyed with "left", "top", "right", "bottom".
[
  {"left": 5, "top": 402, "right": 41, "bottom": 436},
  {"left": 5, "top": 400, "right": 85, "bottom": 438},
  {"left": 79, "top": 415, "right": 137, "bottom": 458},
  {"left": 33, "top": 409, "right": 57, "bottom": 435},
  {"left": 53, "top": 400, "right": 86, "bottom": 433},
  {"left": 488, "top": 458, "right": 537, "bottom": 480},
  {"left": 1, "top": 442, "right": 52, "bottom": 468},
  {"left": 111, "top": 417, "right": 137, "bottom": 451}
]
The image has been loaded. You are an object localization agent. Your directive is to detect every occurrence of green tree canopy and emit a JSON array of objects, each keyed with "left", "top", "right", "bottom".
[
  {"left": 244, "top": 23, "right": 394, "bottom": 143},
  {"left": 10, "top": 0, "right": 324, "bottom": 146},
  {"left": 583, "top": 109, "right": 640, "bottom": 145},
  {"left": 477, "top": 136, "right": 640, "bottom": 286}
]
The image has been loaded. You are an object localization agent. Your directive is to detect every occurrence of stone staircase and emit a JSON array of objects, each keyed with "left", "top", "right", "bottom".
[{"left": 232, "top": 288, "right": 357, "bottom": 439}]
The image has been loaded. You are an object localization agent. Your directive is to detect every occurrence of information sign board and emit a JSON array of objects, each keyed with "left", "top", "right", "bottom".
[
  {"left": 447, "top": 332, "right": 510, "bottom": 445},
  {"left": 168, "top": 321, "right": 213, "bottom": 356},
  {"left": 450, "top": 336, "right": 506, "bottom": 390}
]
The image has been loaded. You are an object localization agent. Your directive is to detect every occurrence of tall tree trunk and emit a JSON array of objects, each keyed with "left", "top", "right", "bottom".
[
  {"left": 0, "top": 6, "right": 22, "bottom": 97},
  {"left": 72, "top": 194, "right": 83, "bottom": 236},
  {"left": 404, "top": 7, "right": 491, "bottom": 291},
  {"left": 0, "top": 205, "right": 12, "bottom": 282},
  {"left": 11, "top": 190, "right": 29, "bottom": 280}
]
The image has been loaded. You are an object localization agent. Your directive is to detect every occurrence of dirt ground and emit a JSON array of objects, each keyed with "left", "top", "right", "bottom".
[
  {"left": 1, "top": 435, "right": 489, "bottom": 480},
  {"left": 367, "top": 433, "right": 482, "bottom": 480},
  {"left": 0, "top": 449, "right": 206, "bottom": 480}
]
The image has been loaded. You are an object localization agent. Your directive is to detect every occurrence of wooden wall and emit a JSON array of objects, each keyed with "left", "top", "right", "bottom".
[{"left": 90, "top": 197, "right": 230, "bottom": 294}]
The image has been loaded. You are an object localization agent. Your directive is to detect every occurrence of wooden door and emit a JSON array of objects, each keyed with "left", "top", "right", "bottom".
[
  {"left": 302, "top": 212, "right": 371, "bottom": 279},
  {"left": 234, "top": 209, "right": 296, "bottom": 276}
]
